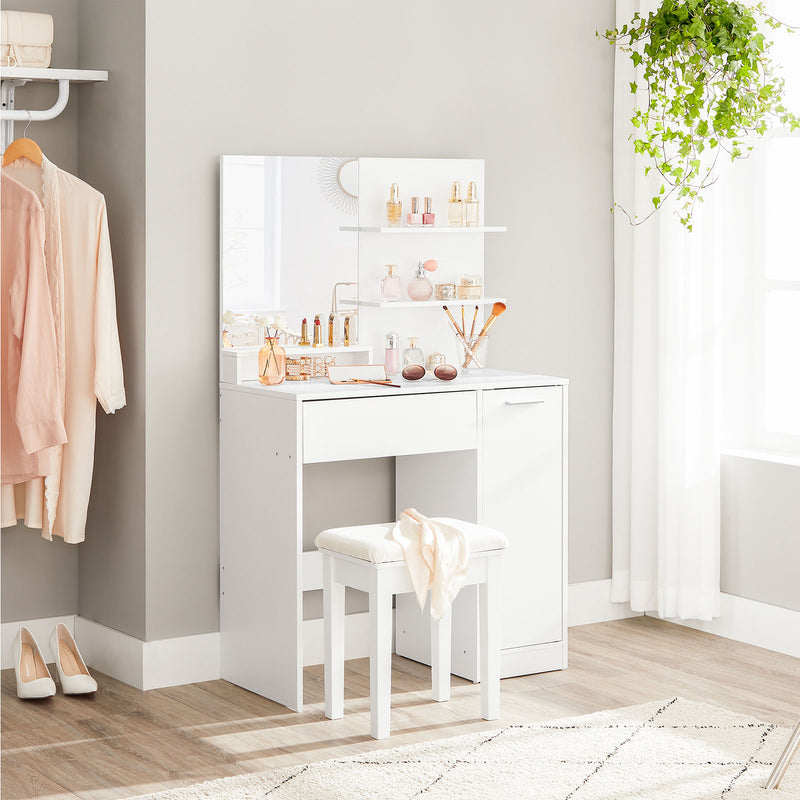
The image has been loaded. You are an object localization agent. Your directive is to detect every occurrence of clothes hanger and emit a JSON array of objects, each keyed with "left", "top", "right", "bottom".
[{"left": 2, "top": 113, "right": 43, "bottom": 166}]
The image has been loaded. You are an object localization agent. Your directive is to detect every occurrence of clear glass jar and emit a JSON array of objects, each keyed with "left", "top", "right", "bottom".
[
  {"left": 258, "top": 338, "right": 286, "bottom": 385},
  {"left": 456, "top": 334, "right": 488, "bottom": 370},
  {"left": 457, "top": 274, "right": 483, "bottom": 299}
]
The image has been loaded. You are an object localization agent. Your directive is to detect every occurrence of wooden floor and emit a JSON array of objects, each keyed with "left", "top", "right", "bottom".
[{"left": 2, "top": 616, "right": 799, "bottom": 799}]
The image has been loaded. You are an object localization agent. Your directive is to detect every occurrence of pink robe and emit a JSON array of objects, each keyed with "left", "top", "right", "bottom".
[
  {"left": 1, "top": 157, "right": 125, "bottom": 543},
  {"left": 1, "top": 173, "right": 67, "bottom": 484}
]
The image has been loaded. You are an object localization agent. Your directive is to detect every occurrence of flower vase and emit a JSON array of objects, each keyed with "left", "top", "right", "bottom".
[{"left": 258, "top": 338, "right": 286, "bottom": 385}]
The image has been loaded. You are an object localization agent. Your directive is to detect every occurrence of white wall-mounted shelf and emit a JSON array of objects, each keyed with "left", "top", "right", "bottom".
[
  {"left": 340, "top": 226, "right": 507, "bottom": 234},
  {"left": 0, "top": 66, "right": 109, "bottom": 150},
  {"left": 358, "top": 297, "right": 507, "bottom": 309},
  {"left": 0, "top": 67, "right": 109, "bottom": 83}
]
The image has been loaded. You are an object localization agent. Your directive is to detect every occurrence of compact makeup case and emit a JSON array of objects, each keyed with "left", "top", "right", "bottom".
[{"left": 1, "top": 10, "right": 54, "bottom": 68}]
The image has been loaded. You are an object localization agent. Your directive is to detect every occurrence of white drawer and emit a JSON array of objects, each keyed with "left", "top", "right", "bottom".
[{"left": 302, "top": 392, "right": 477, "bottom": 463}]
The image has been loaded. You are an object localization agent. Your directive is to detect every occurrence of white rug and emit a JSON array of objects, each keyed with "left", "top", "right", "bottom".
[{"left": 133, "top": 698, "right": 799, "bottom": 799}]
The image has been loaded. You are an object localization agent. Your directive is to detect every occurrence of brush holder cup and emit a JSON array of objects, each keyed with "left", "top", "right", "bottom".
[{"left": 456, "top": 334, "right": 488, "bottom": 370}]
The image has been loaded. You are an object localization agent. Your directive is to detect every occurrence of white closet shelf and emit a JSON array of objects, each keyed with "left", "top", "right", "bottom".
[
  {"left": 339, "top": 225, "right": 507, "bottom": 234},
  {"left": 1, "top": 67, "right": 109, "bottom": 149},
  {"left": 358, "top": 297, "right": 507, "bottom": 309},
  {"left": 0, "top": 67, "right": 109, "bottom": 83}
]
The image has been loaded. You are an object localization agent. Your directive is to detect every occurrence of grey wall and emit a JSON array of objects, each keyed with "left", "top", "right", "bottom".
[
  {"left": 1, "top": 0, "right": 80, "bottom": 623},
  {"left": 77, "top": 0, "right": 147, "bottom": 638},
  {"left": 4, "top": 0, "right": 617, "bottom": 636},
  {"left": 721, "top": 454, "right": 800, "bottom": 612},
  {"left": 141, "top": 0, "right": 617, "bottom": 643}
]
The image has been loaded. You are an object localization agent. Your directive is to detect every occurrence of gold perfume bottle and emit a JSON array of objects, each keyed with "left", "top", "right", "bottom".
[
  {"left": 448, "top": 181, "right": 463, "bottom": 227},
  {"left": 386, "top": 183, "right": 402, "bottom": 226},
  {"left": 464, "top": 181, "right": 480, "bottom": 227}
]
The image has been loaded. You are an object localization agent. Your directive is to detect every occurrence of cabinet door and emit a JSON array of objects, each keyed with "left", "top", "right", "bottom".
[{"left": 482, "top": 386, "right": 564, "bottom": 650}]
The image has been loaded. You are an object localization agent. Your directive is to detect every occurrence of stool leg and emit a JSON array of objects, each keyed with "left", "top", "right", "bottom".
[
  {"left": 369, "top": 569, "right": 392, "bottom": 739},
  {"left": 479, "top": 556, "right": 501, "bottom": 721},
  {"left": 323, "top": 553, "right": 345, "bottom": 721},
  {"left": 431, "top": 608, "right": 452, "bottom": 702}
]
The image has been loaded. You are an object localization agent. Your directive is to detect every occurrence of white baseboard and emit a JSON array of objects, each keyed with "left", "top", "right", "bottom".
[
  {"left": 1, "top": 614, "right": 76, "bottom": 669},
  {"left": 568, "top": 579, "right": 643, "bottom": 627},
  {"left": 74, "top": 617, "right": 144, "bottom": 688},
  {"left": 661, "top": 593, "right": 800, "bottom": 660},
  {"left": 11, "top": 588, "right": 790, "bottom": 693},
  {"left": 142, "top": 631, "right": 220, "bottom": 690}
]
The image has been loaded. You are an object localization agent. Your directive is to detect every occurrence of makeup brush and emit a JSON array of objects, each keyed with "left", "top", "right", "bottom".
[
  {"left": 461, "top": 305, "right": 466, "bottom": 337},
  {"left": 476, "top": 301, "right": 507, "bottom": 338},
  {"left": 464, "top": 301, "right": 507, "bottom": 367},
  {"left": 469, "top": 304, "right": 479, "bottom": 339},
  {"left": 442, "top": 305, "right": 465, "bottom": 338}
]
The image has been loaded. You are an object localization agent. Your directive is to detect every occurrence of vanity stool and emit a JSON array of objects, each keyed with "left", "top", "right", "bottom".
[{"left": 315, "top": 520, "right": 507, "bottom": 739}]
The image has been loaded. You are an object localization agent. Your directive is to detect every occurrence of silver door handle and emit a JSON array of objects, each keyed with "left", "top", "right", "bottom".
[{"left": 505, "top": 399, "right": 545, "bottom": 406}]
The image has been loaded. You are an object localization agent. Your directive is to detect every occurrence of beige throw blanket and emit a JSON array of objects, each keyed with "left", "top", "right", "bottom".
[{"left": 392, "top": 508, "right": 469, "bottom": 621}]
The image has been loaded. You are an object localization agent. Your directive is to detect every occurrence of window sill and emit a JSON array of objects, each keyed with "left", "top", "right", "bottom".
[{"left": 721, "top": 449, "right": 800, "bottom": 468}]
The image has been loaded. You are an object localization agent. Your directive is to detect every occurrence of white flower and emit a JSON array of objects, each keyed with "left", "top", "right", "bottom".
[
  {"left": 222, "top": 310, "right": 236, "bottom": 325},
  {"left": 256, "top": 315, "right": 274, "bottom": 328},
  {"left": 274, "top": 316, "right": 287, "bottom": 331}
]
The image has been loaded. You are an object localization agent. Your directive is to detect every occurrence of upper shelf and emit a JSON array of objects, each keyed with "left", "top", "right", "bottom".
[
  {"left": 339, "top": 225, "right": 507, "bottom": 234},
  {"left": 358, "top": 297, "right": 507, "bottom": 309},
  {"left": 0, "top": 67, "right": 109, "bottom": 83}
]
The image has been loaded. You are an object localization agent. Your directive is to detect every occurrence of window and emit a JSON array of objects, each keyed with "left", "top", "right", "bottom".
[{"left": 749, "top": 2, "right": 800, "bottom": 453}]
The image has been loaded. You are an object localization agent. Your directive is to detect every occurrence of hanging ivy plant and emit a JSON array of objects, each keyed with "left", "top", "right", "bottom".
[{"left": 604, "top": 0, "right": 799, "bottom": 229}]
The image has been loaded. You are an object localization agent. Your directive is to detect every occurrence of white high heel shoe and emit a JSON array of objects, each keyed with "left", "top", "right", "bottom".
[
  {"left": 13, "top": 627, "right": 56, "bottom": 699},
  {"left": 49, "top": 624, "right": 97, "bottom": 695}
]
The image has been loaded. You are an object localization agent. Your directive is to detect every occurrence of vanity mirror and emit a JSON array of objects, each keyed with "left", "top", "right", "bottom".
[{"left": 220, "top": 155, "right": 359, "bottom": 344}]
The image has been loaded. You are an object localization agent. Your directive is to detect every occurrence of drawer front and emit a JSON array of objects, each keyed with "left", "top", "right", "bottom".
[{"left": 303, "top": 392, "right": 477, "bottom": 463}]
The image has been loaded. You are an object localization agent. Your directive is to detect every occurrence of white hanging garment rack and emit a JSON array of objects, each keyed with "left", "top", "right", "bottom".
[{"left": 0, "top": 67, "right": 108, "bottom": 151}]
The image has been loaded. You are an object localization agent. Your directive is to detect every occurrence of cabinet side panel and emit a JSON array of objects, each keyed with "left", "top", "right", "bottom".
[{"left": 220, "top": 390, "right": 302, "bottom": 710}]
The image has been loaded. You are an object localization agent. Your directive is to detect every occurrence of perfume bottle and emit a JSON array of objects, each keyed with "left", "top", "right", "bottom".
[
  {"left": 386, "top": 183, "right": 402, "bottom": 226},
  {"left": 407, "top": 196, "right": 423, "bottom": 226},
  {"left": 403, "top": 337, "right": 425, "bottom": 369},
  {"left": 407, "top": 261, "right": 434, "bottom": 301},
  {"left": 448, "top": 181, "right": 463, "bottom": 227},
  {"left": 422, "top": 196, "right": 435, "bottom": 226},
  {"left": 385, "top": 332, "right": 400, "bottom": 375},
  {"left": 464, "top": 181, "right": 480, "bottom": 227},
  {"left": 380, "top": 264, "right": 403, "bottom": 301}
]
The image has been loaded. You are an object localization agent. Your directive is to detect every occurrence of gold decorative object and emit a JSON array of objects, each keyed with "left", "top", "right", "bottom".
[
  {"left": 312, "top": 355, "right": 336, "bottom": 379},
  {"left": 285, "top": 356, "right": 312, "bottom": 381}
]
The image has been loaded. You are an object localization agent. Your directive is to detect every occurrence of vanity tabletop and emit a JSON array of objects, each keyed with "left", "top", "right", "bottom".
[{"left": 219, "top": 369, "right": 568, "bottom": 402}]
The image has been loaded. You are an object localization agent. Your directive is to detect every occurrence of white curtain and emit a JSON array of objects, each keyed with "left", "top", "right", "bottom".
[{"left": 610, "top": 0, "right": 758, "bottom": 620}]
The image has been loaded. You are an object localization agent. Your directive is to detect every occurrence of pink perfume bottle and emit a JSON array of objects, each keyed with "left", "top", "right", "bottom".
[
  {"left": 385, "top": 332, "right": 400, "bottom": 375},
  {"left": 380, "top": 264, "right": 403, "bottom": 301},
  {"left": 407, "top": 261, "right": 434, "bottom": 301},
  {"left": 422, "top": 196, "right": 435, "bottom": 226},
  {"left": 407, "top": 196, "right": 422, "bottom": 226}
]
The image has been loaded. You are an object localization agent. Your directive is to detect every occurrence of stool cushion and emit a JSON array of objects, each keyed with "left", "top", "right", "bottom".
[{"left": 315, "top": 518, "right": 508, "bottom": 564}]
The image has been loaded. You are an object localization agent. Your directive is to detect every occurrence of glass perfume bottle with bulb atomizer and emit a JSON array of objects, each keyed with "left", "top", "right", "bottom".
[{"left": 407, "top": 259, "right": 438, "bottom": 301}]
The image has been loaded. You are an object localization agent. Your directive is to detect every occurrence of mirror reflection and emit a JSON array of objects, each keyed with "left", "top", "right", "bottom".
[{"left": 220, "top": 155, "right": 358, "bottom": 344}]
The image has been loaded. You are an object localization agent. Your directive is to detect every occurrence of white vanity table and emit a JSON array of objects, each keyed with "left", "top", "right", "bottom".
[
  {"left": 219, "top": 370, "right": 567, "bottom": 711},
  {"left": 218, "top": 155, "right": 568, "bottom": 712}
]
